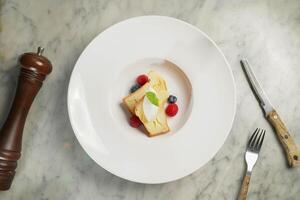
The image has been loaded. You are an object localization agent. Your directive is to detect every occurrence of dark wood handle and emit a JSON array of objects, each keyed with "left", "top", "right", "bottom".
[
  {"left": 0, "top": 47, "right": 52, "bottom": 190},
  {"left": 267, "top": 110, "right": 300, "bottom": 167}
]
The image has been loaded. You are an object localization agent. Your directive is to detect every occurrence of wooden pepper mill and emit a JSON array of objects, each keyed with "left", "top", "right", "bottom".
[{"left": 0, "top": 47, "right": 52, "bottom": 190}]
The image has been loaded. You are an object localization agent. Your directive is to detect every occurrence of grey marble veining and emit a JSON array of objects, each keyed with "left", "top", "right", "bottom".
[{"left": 1, "top": 0, "right": 300, "bottom": 199}]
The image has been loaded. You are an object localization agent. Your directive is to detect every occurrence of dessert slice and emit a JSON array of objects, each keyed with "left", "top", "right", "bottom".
[{"left": 135, "top": 71, "right": 170, "bottom": 136}]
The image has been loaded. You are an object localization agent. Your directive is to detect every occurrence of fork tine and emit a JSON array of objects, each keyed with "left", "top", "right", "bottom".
[
  {"left": 254, "top": 129, "right": 263, "bottom": 151},
  {"left": 248, "top": 128, "right": 258, "bottom": 148},
  {"left": 257, "top": 130, "right": 266, "bottom": 151},
  {"left": 249, "top": 128, "right": 259, "bottom": 149}
]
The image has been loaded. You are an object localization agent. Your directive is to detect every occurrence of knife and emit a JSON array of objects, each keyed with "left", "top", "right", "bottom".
[{"left": 241, "top": 59, "right": 300, "bottom": 167}]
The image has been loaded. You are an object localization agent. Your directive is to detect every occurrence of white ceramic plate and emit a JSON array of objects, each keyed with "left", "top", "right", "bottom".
[{"left": 68, "top": 16, "right": 236, "bottom": 184}]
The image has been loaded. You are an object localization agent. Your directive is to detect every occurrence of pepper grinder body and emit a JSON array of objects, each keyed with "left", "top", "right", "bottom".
[{"left": 0, "top": 47, "right": 52, "bottom": 190}]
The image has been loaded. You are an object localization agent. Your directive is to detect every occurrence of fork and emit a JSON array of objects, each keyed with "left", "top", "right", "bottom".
[{"left": 238, "top": 128, "right": 266, "bottom": 200}]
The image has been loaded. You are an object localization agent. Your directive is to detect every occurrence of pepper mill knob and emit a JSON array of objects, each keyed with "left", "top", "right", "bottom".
[
  {"left": 0, "top": 47, "right": 52, "bottom": 190},
  {"left": 19, "top": 47, "right": 52, "bottom": 79}
]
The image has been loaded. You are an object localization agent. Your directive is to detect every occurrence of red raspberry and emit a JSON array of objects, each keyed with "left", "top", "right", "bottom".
[
  {"left": 129, "top": 116, "right": 142, "bottom": 128},
  {"left": 166, "top": 104, "right": 178, "bottom": 117},
  {"left": 137, "top": 74, "right": 149, "bottom": 86}
]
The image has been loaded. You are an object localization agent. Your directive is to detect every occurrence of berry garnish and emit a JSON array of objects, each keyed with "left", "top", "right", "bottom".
[
  {"left": 137, "top": 74, "right": 149, "bottom": 86},
  {"left": 168, "top": 95, "right": 177, "bottom": 104},
  {"left": 130, "top": 84, "right": 140, "bottom": 93},
  {"left": 129, "top": 116, "right": 142, "bottom": 128},
  {"left": 166, "top": 104, "right": 178, "bottom": 117}
]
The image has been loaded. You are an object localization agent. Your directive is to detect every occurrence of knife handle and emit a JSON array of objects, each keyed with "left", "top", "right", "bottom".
[{"left": 267, "top": 110, "right": 300, "bottom": 167}]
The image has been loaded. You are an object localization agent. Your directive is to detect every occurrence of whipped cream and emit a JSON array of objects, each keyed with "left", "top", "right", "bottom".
[{"left": 143, "top": 87, "right": 159, "bottom": 122}]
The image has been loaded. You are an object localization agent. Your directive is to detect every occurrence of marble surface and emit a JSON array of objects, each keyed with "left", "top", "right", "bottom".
[{"left": 1, "top": 0, "right": 300, "bottom": 199}]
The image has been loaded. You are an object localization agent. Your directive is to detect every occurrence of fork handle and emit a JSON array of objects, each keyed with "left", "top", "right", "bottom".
[
  {"left": 238, "top": 174, "right": 251, "bottom": 200},
  {"left": 267, "top": 110, "right": 300, "bottom": 167}
]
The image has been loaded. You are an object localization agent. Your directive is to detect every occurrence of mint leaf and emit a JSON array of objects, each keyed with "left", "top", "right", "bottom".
[{"left": 146, "top": 92, "right": 159, "bottom": 106}]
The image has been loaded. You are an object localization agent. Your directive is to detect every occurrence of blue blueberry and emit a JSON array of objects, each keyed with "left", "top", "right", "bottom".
[
  {"left": 168, "top": 95, "right": 177, "bottom": 104},
  {"left": 130, "top": 84, "right": 140, "bottom": 93}
]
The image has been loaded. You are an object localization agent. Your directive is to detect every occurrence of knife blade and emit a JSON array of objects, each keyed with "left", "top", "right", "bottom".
[{"left": 241, "top": 59, "right": 300, "bottom": 167}]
